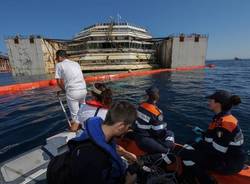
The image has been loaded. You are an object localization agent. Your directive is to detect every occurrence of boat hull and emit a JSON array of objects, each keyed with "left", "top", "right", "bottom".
[{"left": 118, "top": 138, "right": 250, "bottom": 184}]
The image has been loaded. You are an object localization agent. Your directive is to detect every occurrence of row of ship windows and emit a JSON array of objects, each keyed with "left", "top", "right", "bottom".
[
  {"left": 0, "top": 64, "right": 11, "bottom": 68},
  {"left": 77, "top": 36, "right": 147, "bottom": 41},
  {"left": 78, "top": 59, "right": 153, "bottom": 64},
  {"left": 84, "top": 28, "right": 146, "bottom": 34},
  {"left": 84, "top": 36, "right": 129, "bottom": 41},
  {"left": 69, "top": 42, "right": 153, "bottom": 50}
]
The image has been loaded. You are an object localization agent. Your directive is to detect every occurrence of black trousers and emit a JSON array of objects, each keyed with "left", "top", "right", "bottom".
[
  {"left": 177, "top": 142, "right": 246, "bottom": 184},
  {"left": 134, "top": 131, "right": 175, "bottom": 154}
]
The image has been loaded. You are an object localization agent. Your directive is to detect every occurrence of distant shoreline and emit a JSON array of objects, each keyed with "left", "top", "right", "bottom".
[{"left": 207, "top": 58, "right": 250, "bottom": 62}]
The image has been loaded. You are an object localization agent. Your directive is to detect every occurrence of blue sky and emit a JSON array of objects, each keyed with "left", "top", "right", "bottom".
[{"left": 0, "top": 0, "right": 250, "bottom": 59}]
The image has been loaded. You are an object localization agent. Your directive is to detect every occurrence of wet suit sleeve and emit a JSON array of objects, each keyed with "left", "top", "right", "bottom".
[{"left": 149, "top": 116, "right": 166, "bottom": 139}]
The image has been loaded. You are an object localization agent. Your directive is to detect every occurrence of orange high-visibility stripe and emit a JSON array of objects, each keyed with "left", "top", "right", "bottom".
[
  {"left": 221, "top": 115, "right": 238, "bottom": 132},
  {"left": 140, "top": 102, "right": 161, "bottom": 116},
  {"left": 86, "top": 100, "right": 109, "bottom": 109},
  {"left": 208, "top": 115, "right": 238, "bottom": 132}
]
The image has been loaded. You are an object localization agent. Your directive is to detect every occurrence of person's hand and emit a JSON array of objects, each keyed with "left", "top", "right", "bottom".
[
  {"left": 124, "top": 152, "right": 137, "bottom": 164},
  {"left": 116, "top": 145, "right": 137, "bottom": 164},
  {"left": 195, "top": 137, "right": 203, "bottom": 143},
  {"left": 192, "top": 126, "right": 204, "bottom": 135},
  {"left": 56, "top": 90, "right": 65, "bottom": 96},
  {"left": 56, "top": 90, "right": 61, "bottom": 96}
]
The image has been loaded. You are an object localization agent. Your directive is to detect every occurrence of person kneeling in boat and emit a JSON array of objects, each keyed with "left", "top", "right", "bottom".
[
  {"left": 133, "top": 86, "right": 175, "bottom": 154},
  {"left": 68, "top": 101, "right": 138, "bottom": 184},
  {"left": 70, "top": 83, "right": 137, "bottom": 163},
  {"left": 178, "top": 90, "right": 246, "bottom": 184},
  {"left": 70, "top": 83, "right": 112, "bottom": 132}
]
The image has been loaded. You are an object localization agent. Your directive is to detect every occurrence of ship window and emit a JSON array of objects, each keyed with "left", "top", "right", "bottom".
[
  {"left": 88, "top": 43, "right": 92, "bottom": 49},
  {"left": 93, "top": 43, "right": 98, "bottom": 49},
  {"left": 124, "top": 42, "right": 129, "bottom": 48},
  {"left": 14, "top": 37, "right": 19, "bottom": 44},
  {"left": 195, "top": 36, "right": 199, "bottom": 42},
  {"left": 179, "top": 36, "right": 184, "bottom": 42},
  {"left": 147, "top": 45, "right": 152, "bottom": 49},
  {"left": 102, "top": 42, "right": 112, "bottom": 49}
]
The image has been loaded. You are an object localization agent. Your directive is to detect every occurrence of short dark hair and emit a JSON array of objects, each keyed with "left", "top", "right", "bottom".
[
  {"left": 104, "top": 101, "right": 137, "bottom": 126},
  {"left": 56, "top": 50, "right": 68, "bottom": 58},
  {"left": 146, "top": 86, "right": 160, "bottom": 102}
]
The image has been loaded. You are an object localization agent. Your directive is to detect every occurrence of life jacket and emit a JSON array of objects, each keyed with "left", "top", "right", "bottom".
[
  {"left": 86, "top": 99, "right": 109, "bottom": 109},
  {"left": 204, "top": 112, "right": 244, "bottom": 154},
  {"left": 77, "top": 100, "right": 108, "bottom": 125},
  {"left": 72, "top": 117, "right": 126, "bottom": 181},
  {"left": 134, "top": 102, "right": 167, "bottom": 138}
]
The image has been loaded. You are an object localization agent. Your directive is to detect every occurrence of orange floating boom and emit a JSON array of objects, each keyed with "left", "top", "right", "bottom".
[{"left": 0, "top": 65, "right": 214, "bottom": 95}]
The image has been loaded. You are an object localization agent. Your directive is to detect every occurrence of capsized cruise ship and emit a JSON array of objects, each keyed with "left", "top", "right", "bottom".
[
  {"left": 67, "top": 21, "right": 159, "bottom": 71},
  {"left": 5, "top": 20, "right": 208, "bottom": 76}
]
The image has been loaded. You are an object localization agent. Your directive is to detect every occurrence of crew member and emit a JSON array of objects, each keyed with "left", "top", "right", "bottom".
[
  {"left": 179, "top": 90, "right": 246, "bottom": 184},
  {"left": 133, "top": 86, "right": 175, "bottom": 154},
  {"left": 55, "top": 50, "right": 87, "bottom": 122}
]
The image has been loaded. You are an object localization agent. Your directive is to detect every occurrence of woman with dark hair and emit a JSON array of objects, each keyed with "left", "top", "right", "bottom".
[
  {"left": 70, "top": 83, "right": 112, "bottom": 132},
  {"left": 179, "top": 90, "right": 246, "bottom": 184}
]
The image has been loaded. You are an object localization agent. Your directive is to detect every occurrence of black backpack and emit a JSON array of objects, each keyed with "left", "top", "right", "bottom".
[
  {"left": 46, "top": 140, "right": 86, "bottom": 184},
  {"left": 47, "top": 108, "right": 102, "bottom": 184},
  {"left": 46, "top": 150, "right": 72, "bottom": 184}
]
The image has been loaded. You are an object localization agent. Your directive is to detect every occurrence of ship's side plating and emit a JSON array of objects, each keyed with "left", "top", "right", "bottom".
[
  {"left": 5, "top": 36, "right": 65, "bottom": 76},
  {"left": 158, "top": 34, "right": 208, "bottom": 68}
]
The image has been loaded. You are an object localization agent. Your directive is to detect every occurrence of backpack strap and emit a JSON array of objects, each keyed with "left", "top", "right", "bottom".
[
  {"left": 94, "top": 107, "right": 101, "bottom": 117},
  {"left": 41, "top": 146, "right": 55, "bottom": 159},
  {"left": 80, "top": 107, "right": 101, "bottom": 131}
]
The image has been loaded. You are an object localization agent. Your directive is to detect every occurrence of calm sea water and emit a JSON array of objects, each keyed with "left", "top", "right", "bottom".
[{"left": 0, "top": 60, "right": 250, "bottom": 162}]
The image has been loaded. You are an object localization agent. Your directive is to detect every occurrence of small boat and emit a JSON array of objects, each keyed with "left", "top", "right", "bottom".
[
  {"left": 1, "top": 132, "right": 250, "bottom": 184},
  {"left": 0, "top": 131, "right": 76, "bottom": 184},
  {"left": 234, "top": 57, "right": 244, "bottom": 61},
  {"left": 0, "top": 93, "right": 76, "bottom": 184},
  {"left": 1, "top": 92, "right": 249, "bottom": 184}
]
